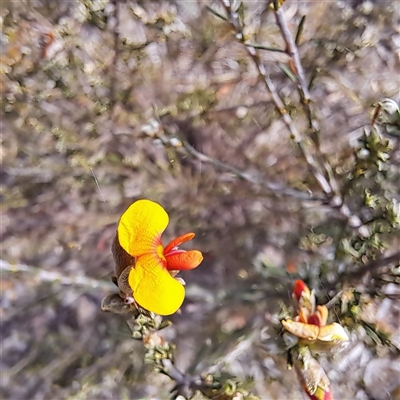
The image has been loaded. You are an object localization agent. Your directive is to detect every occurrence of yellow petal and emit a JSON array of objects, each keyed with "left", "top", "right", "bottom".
[
  {"left": 128, "top": 253, "right": 185, "bottom": 316},
  {"left": 317, "top": 323, "right": 349, "bottom": 343},
  {"left": 282, "top": 319, "right": 319, "bottom": 341},
  {"left": 117, "top": 199, "right": 169, "bottom": 257}
]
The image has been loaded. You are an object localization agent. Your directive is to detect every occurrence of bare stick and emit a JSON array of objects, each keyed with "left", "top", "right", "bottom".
[
  {"left": 1, "top": 259, "right": 115, "bottom": 291},
  {"left": 323, "top": 251, "right": 400, "bottom": 292},
  {"left": 216, "top": 0, "right": 333, "bottom": 197},
  {"left": 145, "top": 119, "right": 322, "bottom": 201},
  {"left": 274, "top": 6, "right": 310, "bottom": 105},
  {"left": 273, "top": 4, "right": 373, "bottom": 235},
  {"left": 344, "top": 251, "right": 400, "bottom": 283},
  {"left": 110, "top": 0, "right": 121, "bottom": 112},
  {"left": 274, "top": 6, "right": 339, "bottom": 195},
  {"left": 181, "top": 140, "right": 321, "bottom": 201},
  {"left": 214, "top": 1, "right": 370, "bottom": 236}
]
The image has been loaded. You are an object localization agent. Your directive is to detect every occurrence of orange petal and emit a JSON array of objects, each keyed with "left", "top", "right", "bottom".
[
  {"left": 298, "top": 308, "right": 310, "bottom": 324},
  {"left": 117, "top": 199, "right": 169, "bottom": 257},
  {"left": 128, "top": 253, "right": 185, "bottom": 316},
  {"left": 165, "top": 250, "right": 203, "bottom": 271},
  {"left": 164, "top": 233, "right": 195, "bottom": 255},
  {"left": 293, "top": 280, "right": 309, "bottom": 301},
  {"left": 307, "top": 305, "right": 328, "bottom": 327},
  {"left": 317, "top": 305, "right": 329, "bottom": 326}
]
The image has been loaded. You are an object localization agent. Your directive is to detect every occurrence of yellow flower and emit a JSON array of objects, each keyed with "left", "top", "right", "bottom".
[{"left": 116, "top": 199, "right": 203, "bottom": 315}]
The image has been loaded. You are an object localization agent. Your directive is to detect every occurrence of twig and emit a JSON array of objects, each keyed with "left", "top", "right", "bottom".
[
  {"left": 274, "top": 6, "right": 373, "bottom": 235},
  {"left": 215, "top": 1, "right": 334, "bottom": 197},
  {"left": 273, "top": 6, "right": 310, "bottom": 105},
  {"left": 345, "top": 251, "right": 400, "bottom": 283},
  {"left": 273, "top": 6, "right": 342, "bottom": 197},
  {"left": 324, "top": 290, "right": 344, "bottom": 309},
  {"left": 273, "top": 5, "right": 342, "bottom": 193},
  {"left": 146, "top": 117, "right": 322, "bottom": 201},
  {"left": 214, "top": 1, "right": 370, "bottom": 236},
  {"left": 110, "top": 0, "right": 121, "bottom": 125},
  {"left": 161, "top": 359, "right": 215, "bottom": 399},
  {"left": 181, "top": 140, "right": 321, "bottom": 201},
  {"left": 324, "top": 251, "right": 400, "bottom": 292},
  {"left": 273, "top": 6, "right": 338, "bottom": 196},
  {"left": 1, "top": 259, "right": 115, "bottom": 291}
]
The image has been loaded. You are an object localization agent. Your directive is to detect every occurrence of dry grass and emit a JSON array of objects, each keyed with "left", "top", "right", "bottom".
[{"left": 1, "top": 1, "right": 399, "bottom": 399}]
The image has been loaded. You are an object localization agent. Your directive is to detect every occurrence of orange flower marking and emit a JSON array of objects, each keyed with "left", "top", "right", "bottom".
[
  {"left": 293, "top": 279, "right": 310, "bottom": 302},
  {"left": 117, "top": 199, "right": 203, "bottom": 315}
]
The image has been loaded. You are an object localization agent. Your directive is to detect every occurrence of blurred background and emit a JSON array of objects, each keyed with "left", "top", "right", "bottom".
[{"left": 1, "top": 0, "right": 399, "bottom": 399}]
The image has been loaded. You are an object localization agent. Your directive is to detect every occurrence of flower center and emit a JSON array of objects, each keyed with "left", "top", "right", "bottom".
[{"left": 156, "top": 244, "right": 166, "bottom": 263}]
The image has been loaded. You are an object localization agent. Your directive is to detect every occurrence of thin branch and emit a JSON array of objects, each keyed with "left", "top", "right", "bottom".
[
  {"left": 146, "top": 117, "right": 322, "bottom": 201},
  {"left": 161, "top": 359, "right": 219, "bottom": 399},
  {"left": 325, "top": 290, "right": 344, "bottom": 309},
  {"left": 110, "top": 0, "right": 121, "bottom": 125},
  {"left": 214, "top": 1, "right": 370, "bottom": 236},
  {"left": 274, "top": 6, "right": 373, "bottom": 236},
  {"left": 181, "top": 140, "right": 320, "bottom": 201},
  {"left": 324, "top": 251, "right": 400, "bottom": 292},
  {"left": 1, "top": 259, "right": 115, "bottom": 291},
  {"left": 274, "top": 6, "right": 310, "bottom": 105},
  {"left": 273, "top": 6, "right": 340, "bottom": 195},
  {"left": 215, "top": 1, "right": 334, "bottom": 197},
  {"left": 345, "top": 251, "right": 400, "bottom": 283}
]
